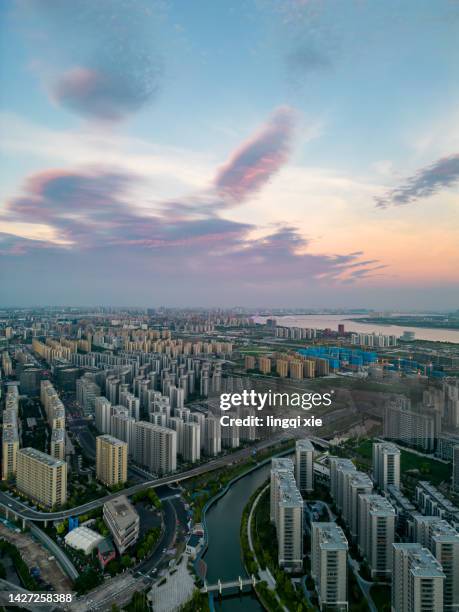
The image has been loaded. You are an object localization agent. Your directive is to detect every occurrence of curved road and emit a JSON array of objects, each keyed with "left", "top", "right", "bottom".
[
  {"left": 0, "top": 434, "right": 291, "bottom": 522},
  {"left": 29, "top": 523, "right": 80, "bottom": 581}
]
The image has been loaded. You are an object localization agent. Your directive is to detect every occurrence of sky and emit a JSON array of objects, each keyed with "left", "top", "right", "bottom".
[{"left": 0, "top": 0, "right": 458, "bottom": 309}]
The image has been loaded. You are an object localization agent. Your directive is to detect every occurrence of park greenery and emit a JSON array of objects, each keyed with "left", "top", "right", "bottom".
[
  {"left": 132, "top": 488, "right": 162, "bottom": 509},
  {"left": 240, "top": 483, "right": 312, "bottom": 612},
  {"left": 134, "top": 526, "right": 162, "bottom": 560},
  {"left": 178, "top": 588, "right": 210, "bottom": 611},
  {"left": 73, "top": 566, "right": 104, "bottom": 595},
  {"left": 183, "top": 438, "right": 295, "bottom": 522},
  {"left": 340, "top": 438, "right": 451, "bottom": 487}
]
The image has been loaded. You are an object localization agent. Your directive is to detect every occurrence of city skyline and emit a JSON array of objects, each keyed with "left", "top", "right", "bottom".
[{"left": 1, "top": 0, "right": 459, "bottom": 308}]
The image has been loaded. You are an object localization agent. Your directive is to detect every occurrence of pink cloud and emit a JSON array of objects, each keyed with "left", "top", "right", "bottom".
[{"left": 215, "top": 107, "right": 296, "bottom": 202}]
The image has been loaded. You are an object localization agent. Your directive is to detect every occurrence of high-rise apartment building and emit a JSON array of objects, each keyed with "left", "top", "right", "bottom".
[
  {"left": 167, "top": 416, "right": 184, "bottom": 455},
  {"left": 111, "top": 411, "right": 136, "bottom": 454},
  {"left": 415, "top": 481, "right": 459, "bottom": 525},
  {"left": 295, "top": 438, "right": 314, "bottom": 492},
  {"left": 16, "top": 448, "right": 67, "bottom": 508},
  {"left": 2, "top": 428, "right": 18, "bottom": 480},
  {"left": 276, "top": 359, "right": 288, "bottom": 377},
  {"left": 392, "top": 543, "right": 445, "bottom": 612},
  {"left": 289, "top": 360, "right": 303, "bottom": 380},
  {"left": 95, "top": 397, "right": 112, "bottom": 434},
  {"left": 50, "top": 428, "right": 65, "bottom": 460},
  {"left": 182, "top": 421, "right": 200, "bottom": 463},
  {"left": 221, "top": 421, "right": 239, "bottom": 449},
  {"left": 358, "top": 494, "right": 395, "bottom": 578},
  {"left": 329, "top": 457, "right": 356, "bottom": 511},
  {"left": 259, "top": 356, "right": 271, "bottom": 374},
  {"left": 276, "top": 470, "right": 303, "bottom": 572},
  {"left": 311, "top": 522, "right": 348, "bottom": 612},
  {"left": 413, "top": 515, "right": 459, "bottom": 611},
  {"left": 270, "top": 457, "right": 295, "bottom": 523},
  {"left": 133, "top": 421, "right": 177, "bottom": 475},
  {"left": 96, "top": 435, "right": 128, "bottom": 487},
  {"left": 204, "top": 416, "right": 221, "bottom": 456},
  {"left": 342, "top": 471, "right": 373, "bottom": 541},
  {"left": 384, "top": 400, "right": 438, "bottom": 452},
  {"left": 372, "top": 442, "right": 401, "bottom": 491}
]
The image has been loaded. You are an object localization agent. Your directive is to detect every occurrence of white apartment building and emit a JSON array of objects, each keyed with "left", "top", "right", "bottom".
[
  {"left": 295, "top": 438, "right": 314, "bottom": 493},
  {"left": 221, "top": 421, "right": 239, "bottom": 449},
  {"left": 342, "top": 471, "right": 373, "bottom": 541},
  {"left": 276, "top": 471, "right": 303, "bottom": 572},
  {"left": 311, "top": 522, "right": 348, "bottom": 611},
  {"left": 413, "top": 515, "right": 459, "bottom": 611},
  {"left": 270, "top": 457, "right": 295, "bottom": 523},
  {"left": 329, "top": 457, "right": 356, "bottom": 511},
  {"left": 183, "top": 421, "right": 201, "bottom": 463},
  {"left": 95, "top": 396, "right": 112, "bottom": 434},
  {"left": 373, "top": 442, "right": 401, "bottom": 491},
  {"left": 204, "top": 416, "right": 221, "bottom": 456},
  {"left": 133, "top": 421, "right": 177, "bottom": 475},
  {"left": 392, "top": 543, "right": 445, "bottom": 612},
  {"left": 358, "top": 494, "right": 395, "bottom": 578}
]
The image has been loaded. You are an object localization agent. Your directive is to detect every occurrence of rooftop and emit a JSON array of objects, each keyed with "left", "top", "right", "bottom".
[
  {"left": 278, "top": 471, "right": 303, "bottom": 507},
  {"left": 271, "top": 457, "right": 294, "bottom": 472},
  {"left": 2, "top": 428, "right": 18, "bottom": 442},
  {"left": 97, "top": 434, "right": 127, "bottom": 447},
  {"left": 104, "top": 495, "right": 139, "bottom": 528},
  {"left": 296, "top": 439, "right": 314, "bottom": 452},
  {"left": 313, "top": 522, "right": 348, "bottom": 551},
  {"left": 18, "top": 447, "right": 66, "bottom": 468},
  {"left": 51, "top": 428, "right": 65, "bottom": 442}
]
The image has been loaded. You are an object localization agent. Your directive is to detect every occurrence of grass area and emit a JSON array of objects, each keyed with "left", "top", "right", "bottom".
[{"left": 349, "top": 439, "right": 451, "bottom": 485}]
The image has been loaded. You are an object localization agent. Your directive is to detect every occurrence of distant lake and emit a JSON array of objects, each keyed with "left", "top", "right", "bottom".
[{"left": 255, "top": 314, "right": 459, "bottom": 344}]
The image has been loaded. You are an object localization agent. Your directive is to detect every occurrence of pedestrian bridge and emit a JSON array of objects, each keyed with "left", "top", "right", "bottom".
[{"left": 201, "top": 575, "right": 258, "bottom": 595}]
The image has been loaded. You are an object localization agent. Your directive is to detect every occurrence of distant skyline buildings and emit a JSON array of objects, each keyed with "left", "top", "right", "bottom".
[{"left": 0, "top": 1, "right": 458, "bottom": 309}]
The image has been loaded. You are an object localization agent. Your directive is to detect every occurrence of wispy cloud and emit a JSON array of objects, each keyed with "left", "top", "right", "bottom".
[
  {"left": 215, "top": 107, "right": 297, "bottom": 203},
  {"left": 375, "top": 154, "right": 459, "bottom": 208},
  {"left": 0, "top": 104, "right": 381, "bottom": 287},
  {"left": 19, "top": 0, "right": 163, "bottom": 121}
]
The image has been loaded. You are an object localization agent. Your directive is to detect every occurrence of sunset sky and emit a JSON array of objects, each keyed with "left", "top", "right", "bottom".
[{"left": 1, "top": 0, "right": 458, "bottom": 308}]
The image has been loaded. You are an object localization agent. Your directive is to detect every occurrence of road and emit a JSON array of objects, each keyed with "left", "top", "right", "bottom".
[
  {"left": 0, "top": 433, "right": 292, "bottom": 522},
  {"left": 69, "top": 494, "right": 188, "bottom": 611},
  {"left": 29, "top": 523, "right": 79, "bottom": 581}
]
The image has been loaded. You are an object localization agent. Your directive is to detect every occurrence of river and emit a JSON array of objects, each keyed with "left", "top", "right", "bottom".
[
  {"left": 203, "top": 463, "right": 271, "bottom": 611},
  {"left": 255, "top": 314, "right": 459, "bottom": 343}
]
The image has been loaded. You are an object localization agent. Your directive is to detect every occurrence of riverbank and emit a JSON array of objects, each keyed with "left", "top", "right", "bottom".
[
  {"left": 194, "top": 440, "right": 295, "bottom": 573},
  {"left": 241, "top": 485, "right": 309, "bottom": 612}
]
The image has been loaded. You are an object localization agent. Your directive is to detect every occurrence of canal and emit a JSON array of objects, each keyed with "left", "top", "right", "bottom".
[{"left": 203, "top": 462, "right": 271, "bottom": 611}]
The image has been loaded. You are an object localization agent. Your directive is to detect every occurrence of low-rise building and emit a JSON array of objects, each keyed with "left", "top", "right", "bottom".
[
  {"left": 103, "top": 495, "right": 139, "bottom": 554},
  {"left": 65, "top": 526, "right": 105, "bottom": 555}
]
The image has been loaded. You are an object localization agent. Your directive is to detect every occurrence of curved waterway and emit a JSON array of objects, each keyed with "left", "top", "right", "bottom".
[{"left": 203, "top": 462, "right": 271, "bottom": 611}]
